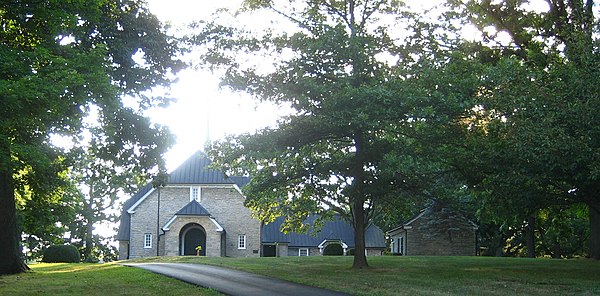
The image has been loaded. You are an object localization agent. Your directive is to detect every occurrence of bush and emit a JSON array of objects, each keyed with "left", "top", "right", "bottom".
[
  {"left": 347, "top": 248, "right": 355, "bottom": 256},
  {"left": 42, "top": 244, "right": 81, "bottom": 263},
  {"left": 324, "top": 243, "right": 344, "bottom": 256}
]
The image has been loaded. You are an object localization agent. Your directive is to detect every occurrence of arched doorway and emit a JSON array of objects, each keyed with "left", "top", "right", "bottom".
[{"left": 179, "top": 223, "right": 206, "bottom": 256}]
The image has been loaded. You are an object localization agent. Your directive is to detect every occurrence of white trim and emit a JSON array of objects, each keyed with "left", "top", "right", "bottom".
[
  {"left": 169, "top": 184, "right": 238, "bottom": 189},
  {"left": 190, "top": 186, "right": 201, "bottom": 202},
  {"left": 143, "top": 233, "right": 152, "bottom": 248},
  {"left": 163, "top": 216, "right": 224, "bottom": 232},
  {"left": 179, "top": 225, "right": 205, "bottom": 256},
  {"left": 232, "top": 184, "right": 245, "bottom": 197},
  {"left": 317, "top": 240, "right": 348, "bottom": 255},
  {"left": 238, "top": 235, "right": 246, "bottom": 249},
  {"left": 126, "top": 188, "right": 156, "bottom": 214},
  {"left": 162, "top": 215, "right": 178, "bottom": 231},
  {"left": 127, "top": 184, "right": 243, "bottom": 213},
  {"left": 298, "top": 248, "right": 309, "bottom": 256},
  {"left": 317, "top": 239, "right": 348, "bottom": 249},
  {"left": 209, "top": 217, "right": 224, "bottom": 232}
]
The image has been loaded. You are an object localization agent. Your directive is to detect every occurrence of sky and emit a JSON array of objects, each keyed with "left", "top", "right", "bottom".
[
  {"left": 141, "top": 0, "right": 522, "bottom": 172},
  {"left": 145, "top": 0, "right": 288, "bottom": 171}
]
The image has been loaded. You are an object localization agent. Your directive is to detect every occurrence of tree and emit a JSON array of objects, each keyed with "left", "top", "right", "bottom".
[
  {"left": 197, "top": 0, "right": 414, "bottom": 268},
  {"left": 16, "top": 175, "right": 80, "bottom": 261},
  {"left": 0, "top": 0, "right": 182, "bottom": 274},
  {"left": 68, "top": 118, "right": 174, "bottom": 262},
  {"left": 444, "top": 0, "right": 600, "bottom": 259}
]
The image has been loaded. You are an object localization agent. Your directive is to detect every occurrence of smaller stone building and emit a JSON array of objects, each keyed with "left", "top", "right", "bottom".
[{"left": 387, "top": 204, "right": 478, "bottom": 256}]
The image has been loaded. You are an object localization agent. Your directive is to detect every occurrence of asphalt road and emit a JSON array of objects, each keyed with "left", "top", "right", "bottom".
[{"left": 124, "top": 262, "right": 350, "bottom": 296}]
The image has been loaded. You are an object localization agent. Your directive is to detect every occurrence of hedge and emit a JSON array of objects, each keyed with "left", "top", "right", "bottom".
[{"left": 42, "top": 244, "right": 81, "bottom": 263}]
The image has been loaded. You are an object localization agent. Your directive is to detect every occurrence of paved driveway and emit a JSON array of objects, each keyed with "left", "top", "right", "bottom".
[{"left": 124, "top": 263, "right": 350, "bottom": 296}]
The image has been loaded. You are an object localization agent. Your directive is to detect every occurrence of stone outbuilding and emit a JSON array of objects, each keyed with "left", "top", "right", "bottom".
[{"left": 387, "top": 203, "right": 478, "bottom": 256}]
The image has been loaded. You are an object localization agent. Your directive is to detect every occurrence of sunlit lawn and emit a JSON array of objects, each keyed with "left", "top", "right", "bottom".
[
  {"left": 132, "top": 255, "right": 600, "bottom": 295},
  {"left": 2, "top": 256, "right": 598, "bottom": 295},
  {"left": 0, "top": 262, "right": 220, "bottom": 296}
]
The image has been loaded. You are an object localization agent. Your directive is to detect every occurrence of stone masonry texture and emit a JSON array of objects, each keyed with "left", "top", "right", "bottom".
[{"left": 128, "top": 185, "right": 260, "bottom": 258}]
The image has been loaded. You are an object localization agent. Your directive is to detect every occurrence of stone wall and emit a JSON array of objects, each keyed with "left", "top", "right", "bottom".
[
  {"left": 200, "top": 187, "right": 261, "bottom": 257},
  {"left": 405, "top": 207, "right": 477, "bottom": 256},
  {"left": 163, "top": 216, "right": 223, "bottom": 256},
  {"left": 118, "top": 241, "right": 129, "bottom": 260},
  {"left": 127, "top": 185, "right": 261, "bottom": 258}
]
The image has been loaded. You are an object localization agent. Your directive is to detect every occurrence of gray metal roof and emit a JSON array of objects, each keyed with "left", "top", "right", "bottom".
[
  {"left": 261, "top": 215, "right": 386, "bottom": 248},
  {"left": 176, "top": 200, "right": 211, "bottom": 216},
  {"left": 116, "top": 151, "right": 249, "bottom": 241},
  {"left": 168, "top": 151, "right": 249, "bottom": 186}
]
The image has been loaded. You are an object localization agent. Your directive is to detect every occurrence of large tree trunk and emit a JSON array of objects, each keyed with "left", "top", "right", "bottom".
[
  {"left": 589, "top": 201, "right": 600, "bottom": 260},
  {"left": 83, "top": 187, "right": 94, "bottom": 262},
  {"left": 0, "top": 155, "right": 28, "bottom": 275},
  {"left": 526, "top": 214, "right": 536, "bottom": 258},
  {"left": 352, "top": 197, "right": 369, "bottom": 269}
]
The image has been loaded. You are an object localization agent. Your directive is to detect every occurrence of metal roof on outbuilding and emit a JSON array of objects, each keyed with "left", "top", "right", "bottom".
[{"left": 261, "top": 215, "right": 386, "bottom": 248}]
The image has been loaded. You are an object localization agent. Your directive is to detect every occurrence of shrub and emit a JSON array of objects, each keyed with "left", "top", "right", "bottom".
[
  {"left": 347, "top": 248, "right": 355, "bottom": 256},
  {"left": 42, "top": 244, "right": 81, "bottom": 263},
  {"left": 323, "top": 243, "right": 344, "bottom": 256}
]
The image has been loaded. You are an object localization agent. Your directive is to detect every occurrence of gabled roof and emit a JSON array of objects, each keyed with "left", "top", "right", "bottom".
[
  {"left": 176, "top": 200, "right": 211, "bottom": 216},
  {"left": 168, "top": 151, "right": 249, "bottom": 187},
  {"left": 116, "top": 151, "right": 249, "bottom": 241},
  {"left": 386, "top": 204, "right": 479, "bottom": 235},
  {"left": 261, "top": 215, "right": 386, "bottom": 248}
]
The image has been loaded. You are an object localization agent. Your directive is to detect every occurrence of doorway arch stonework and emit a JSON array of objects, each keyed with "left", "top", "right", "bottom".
[
  {"left": 163, "top": 216, "right": 224, "bottom": 257},
  {"left": 180, "top": 223, "right": 206, "bottom": 255}
]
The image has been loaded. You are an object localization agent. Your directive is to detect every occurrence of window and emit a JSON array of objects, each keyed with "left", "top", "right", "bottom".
[
  {"left": 144, "top": 233, "right": 152, "bottom": 249},
  {"left": 238, "top": 235, "right": 246, "bottom": 249},
  {"left": 190, "top": 186, "right": 201, "bottom": 202},
  {"left": 299, "top": 248, "right": 309, "bottom": 256}
]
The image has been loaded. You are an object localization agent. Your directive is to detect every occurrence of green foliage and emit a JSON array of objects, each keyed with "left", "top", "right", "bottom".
[
  {"left": 441, "top": 0, "right": 600, "bottom": 258},
  {"left": 42, "top": 245, "right": 81, "bottom": 263},
  {"left": 323, "top": 243, "right": 344, "bottom": 256},
  {"left": 199, "top": 0, "right": 437, "bottom": 269},
  {"left": 0, "top": 0, "right": 183, "bottom": 274}
]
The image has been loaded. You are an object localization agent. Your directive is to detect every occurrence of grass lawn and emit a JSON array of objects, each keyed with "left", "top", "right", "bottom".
[
  {"left": 0, "top": 262, "right": 221, "bottom": 296},
  {"left": 131, "top": 256, "right": 600, "bottom": 295}
]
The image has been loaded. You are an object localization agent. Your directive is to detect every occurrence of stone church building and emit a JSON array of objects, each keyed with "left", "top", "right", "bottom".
[
  {"left": 116, "top": 151, "right": 260, "bottom": 259},
  {"left": 116, "top": 151, "right": 386, "bottom": 259}
]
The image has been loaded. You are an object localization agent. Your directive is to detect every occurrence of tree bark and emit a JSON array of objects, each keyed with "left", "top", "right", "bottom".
[
  {"left": 526, "top": 214, "right": 536, "bottom": 258},
  {"left": 83, "top": 187, "right": 94, "bottom": 262},
  {"left": 589, "top": 201, "right": 600, "bottom": 260},
  {"left": 552, "top": 243, "right": 561, "bottom": 259},
  {"left": 352, "top": 197, "right": 369, "bottom": 269},
  {"left": 0, "top": 150, "right": 28, "bottom": 275},
  {"left": 350, "top": 131, "right": 369, "bottom": 269}
]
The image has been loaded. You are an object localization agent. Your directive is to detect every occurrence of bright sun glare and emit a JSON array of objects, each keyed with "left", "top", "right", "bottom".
[{"left": 146, "top": 0, "right": 287, "bottom": 171}]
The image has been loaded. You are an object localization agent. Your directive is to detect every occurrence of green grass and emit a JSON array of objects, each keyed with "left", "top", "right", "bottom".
[
  {"left": 2, "top": 257, "right": 598, "bottom": 295},
  {"left": 0, "top": 262, "right": 221, "bottom": 296},
  {"left": 131, "top": 256, "right": 600, "bottom": 295}
]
